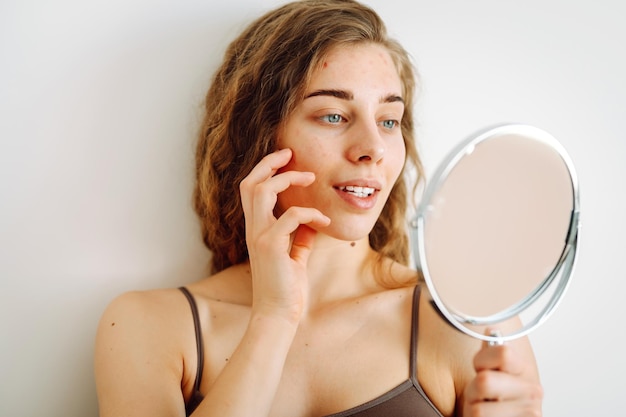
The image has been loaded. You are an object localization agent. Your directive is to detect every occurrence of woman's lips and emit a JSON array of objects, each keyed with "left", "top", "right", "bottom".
[
  {"left": 333, "top": 182, "right": 381, "bottom": 209},
  {"left": 336, "top": 185, "right": 376, "bottom": 197}
]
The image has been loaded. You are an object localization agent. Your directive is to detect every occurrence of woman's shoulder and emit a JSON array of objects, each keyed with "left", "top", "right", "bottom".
[
  {"left": 94, "top": 265, "right": 254, "bottom": 411},
  {"left": 184, "top": 262, "right": 253, "bottom": 306},
  {"left": 97, "top": 286, "right": 191, "bottom": 332},
  {"left": 95, "top": 287, "right": 194, "bottom": 365},
  {"left": 98, "top": 262, "right": 253, "bottom": 333}
]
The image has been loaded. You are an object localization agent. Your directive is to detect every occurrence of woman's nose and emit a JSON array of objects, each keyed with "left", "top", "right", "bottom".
[{"left": 346, "top": 123, "right": 385, "bottom": 163}]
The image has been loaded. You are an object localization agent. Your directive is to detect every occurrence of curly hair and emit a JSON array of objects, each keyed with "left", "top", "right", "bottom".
[{"left": 194, "top": 0, "right": 423, "bottom": 275}]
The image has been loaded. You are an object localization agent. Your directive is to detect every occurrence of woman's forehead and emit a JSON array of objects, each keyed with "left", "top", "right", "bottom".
[{"left": 305, "top": 43, "right": 402, "bottom": 96}]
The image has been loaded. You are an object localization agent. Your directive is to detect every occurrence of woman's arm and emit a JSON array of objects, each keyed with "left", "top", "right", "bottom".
[
  {"left": 190, "top": 148, "right": 329, "bottom": 416},
  {"left": 94, "top": 290, "right": 189, "bottom": 417},
  {"left": 188, "top": 310, "right": 299, "bottom": 416}
]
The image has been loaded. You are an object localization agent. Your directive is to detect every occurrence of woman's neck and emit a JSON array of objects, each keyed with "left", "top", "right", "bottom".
[{"left": 302, "top": 234, "right": 380, "bottom": 309}]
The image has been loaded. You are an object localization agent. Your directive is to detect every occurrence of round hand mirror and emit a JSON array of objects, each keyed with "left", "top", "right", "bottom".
[{"left": 410, "top": 124, "right": 580, "bottom": 344}]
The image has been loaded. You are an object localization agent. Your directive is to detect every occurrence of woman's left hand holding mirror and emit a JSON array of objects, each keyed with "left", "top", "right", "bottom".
[{"left": 463, "top": 329, "right": 543, "bottom": 417}]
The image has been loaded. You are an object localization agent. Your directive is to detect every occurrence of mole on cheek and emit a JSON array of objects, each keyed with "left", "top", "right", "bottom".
[{"left": 322, "top": 61, "right": 328, "bottom": 68}]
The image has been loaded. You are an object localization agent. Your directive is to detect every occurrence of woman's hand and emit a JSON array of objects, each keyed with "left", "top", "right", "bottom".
[
  {"left": 462, "top": 336, "right": 543, "bottom": 417},
  {"left": 239, "top": 148, "right": 330, "bottom": 323}
]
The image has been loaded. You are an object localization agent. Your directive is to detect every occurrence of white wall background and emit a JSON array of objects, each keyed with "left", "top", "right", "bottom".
[{"left": 1, "top": 1, "right": 623, "bottom": 416}]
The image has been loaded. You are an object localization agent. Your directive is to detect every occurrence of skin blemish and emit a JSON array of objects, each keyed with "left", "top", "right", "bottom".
[
  {"left": 111, "top": 322, "right": 115, "bottom": 327},
  {"left": 350, "top": 242, "right": 356, "bottom": 247},
  {"left": 322, "top": 61, "right": 328, "bottom": 68}
]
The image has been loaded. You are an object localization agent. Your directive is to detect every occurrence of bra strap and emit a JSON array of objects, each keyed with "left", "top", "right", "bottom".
[
  {"left": 179, "top": 287, "right": 205, "bottom": 393},
  {"left": 409, "top": 285, "right": 422, "bottom": 382}
]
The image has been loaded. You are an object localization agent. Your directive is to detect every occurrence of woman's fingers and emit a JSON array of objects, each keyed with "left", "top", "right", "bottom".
[
  {"left": 464, "top": 369, "right": 543, "bottom": 417},
  {"left": 474, "top": 343, "right": 525, "bottom": 375},
  {"left": 253, "top": 206, "right": 330, "bottom": 257},
  {"left": 240, "top": 148, "right": 293, "bottom": 216},
  {"left": 240, "top": 149, "right": 320, "bottom": 235},
  {"left": 465, "top": 369, "right": 543, "bottom": 403},
  {"left": 464, "top": 395, "right": 542, "bottom": 417},
  {"left": 239, "top": 148, "right": 331, "bottom": 262},
  {"left": 464, "top": 333, "right": 543, "bottom": 417},
  {"left": 290, "top": 225, "right": 318, "bottom": 264},
  {"left": 249, "top": 170, "right": 316, "bottom": 231}
]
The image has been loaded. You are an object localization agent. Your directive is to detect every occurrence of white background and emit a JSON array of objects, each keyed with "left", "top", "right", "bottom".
[{"left": 1, "top": 1, "right": 624, "bottom": 416}]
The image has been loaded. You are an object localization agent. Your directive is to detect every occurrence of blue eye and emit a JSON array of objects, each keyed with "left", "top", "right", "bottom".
[
  {"left": 381, "top": 119, "right": 398, "bottom": 129},
  {"left": 321, "top": 114, "right": 343, "bottom": 124}
]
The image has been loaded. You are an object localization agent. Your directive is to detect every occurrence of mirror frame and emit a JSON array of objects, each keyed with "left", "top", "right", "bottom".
[{"left": 410, "top": 123, "right": 581, "bottom": 343}]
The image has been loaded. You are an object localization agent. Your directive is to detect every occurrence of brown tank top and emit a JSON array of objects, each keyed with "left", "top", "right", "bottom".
[{"left": 179, "top": 285, "right": 444, "bottom": 417}]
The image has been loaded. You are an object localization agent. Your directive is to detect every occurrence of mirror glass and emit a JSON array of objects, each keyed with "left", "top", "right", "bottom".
[{"left": 411, "top": 124, "right": 580, "bottom": 343}]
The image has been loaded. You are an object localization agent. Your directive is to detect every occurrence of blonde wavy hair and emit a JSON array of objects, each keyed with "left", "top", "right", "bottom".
[{"left": 194, "top": 0, "right": 424, "bottom": 275}]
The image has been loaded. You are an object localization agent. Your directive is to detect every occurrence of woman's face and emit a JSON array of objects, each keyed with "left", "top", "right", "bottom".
[{"left": 276, "top": 43, "right": 406, "bottom": 241}]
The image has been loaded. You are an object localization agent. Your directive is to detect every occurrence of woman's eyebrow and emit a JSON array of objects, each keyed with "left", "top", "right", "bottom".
[
  {"left": 383, "top": 94, "right": 404, "bottom": 104},
  {"left": 305, "top": 90, "right": 404, "bottom": 104},
  {"left": 305, "top": 89, "right": 354, "bottom": 100}
]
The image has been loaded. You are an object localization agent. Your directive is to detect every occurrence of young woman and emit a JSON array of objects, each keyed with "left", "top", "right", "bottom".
[{"left": 94, "top": 1, "right": 543, "bottom": 416}]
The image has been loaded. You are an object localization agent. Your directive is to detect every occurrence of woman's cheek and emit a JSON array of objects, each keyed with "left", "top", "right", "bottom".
[{"left": 285, "top": 141, "right": 328, "bottom": 173}]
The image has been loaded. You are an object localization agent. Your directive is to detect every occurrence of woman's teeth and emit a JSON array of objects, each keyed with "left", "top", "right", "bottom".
[{"left": 338, "top": 185, "right": 375, "bottom": 197}]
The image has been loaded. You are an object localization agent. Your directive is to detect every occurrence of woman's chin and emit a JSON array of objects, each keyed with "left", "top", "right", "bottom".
[{"left": 312, "top": 220, "right": 375, "bottom": 243}]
